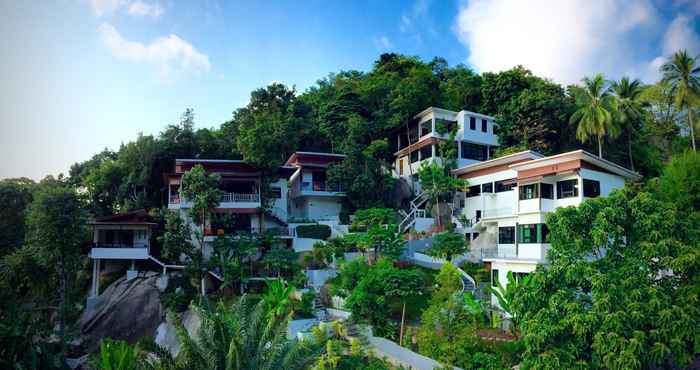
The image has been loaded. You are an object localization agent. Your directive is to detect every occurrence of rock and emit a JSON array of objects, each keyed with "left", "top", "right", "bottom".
[
  {"left": 154, "top": 307, "right": 201, "bottom": 358},
  {"left": 78, "top": 271, "right": 163, "bottom": 353},
  {"left": 392, "top": 178, "right": 414, "bottom": 210}
]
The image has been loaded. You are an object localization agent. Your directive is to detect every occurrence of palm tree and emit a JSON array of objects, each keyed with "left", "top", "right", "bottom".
[
  {"left": 147, "top": 297, "right": 322, "bottom": 370},
  {"left": 661, "top": 50, "right": 700, "bottom": 152},
  {"left": 569, "top": 74, "right": 620, "bottom": 158},
  {"left": 611, "top": 77, "right": 645, "bottom": 171}
]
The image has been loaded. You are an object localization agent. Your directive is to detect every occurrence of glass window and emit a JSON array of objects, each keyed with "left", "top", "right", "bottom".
[
  {"left": 583, "top": 179, "right": 601, "bottom": 198},
  {"left": 541, "top": 183, "right": 554, "bottom": 199},
  {"left": 469, "top": 116, "right": 476, "bottom": 130},
  {"left": 519, "top": 183, "right": 539, "bottom": 200},
  {"left": 419, "top": 145, "right": 432, "bottom": 160},
  {"left": 557, "top": 179, "right": 579, "bottom": 199},
  {"left": 482, "top": 182, "right": 493, "bottom": 193},
  {"left": 488, "top": 146, "right": 496, "bottom": 159},
  {"left": 270, "top": 187, "right": 282, "bottom": 199},
  {"left": 481, "top": 119, "right": 487, "bottom": 132},
  {"left": 492, "top": 269, "right": 499, "bottom": 287},
  {"left": 420, "top": 120, "right": 432, "bottom": 137},
  {"left": 472, "top": 232, "right": 479, "bottom": 240},
  {"left": 461, "top": 142, "right": 488, "bottom": 161},
  {"left": 493, "top": 124, "right": 498, "bottom": 135},
  {"left": 499, "top": 226, "right": 515, "bottom": 244},
  {"left": 410, "top": 150, "right": 419, "bottom": 163},
  {"left": 518, "top": 224, "right": 538, "bottom": 243},
  {"left": 467, "top": 185, "right": 481, "bottom": 198},
  {"left": 495, "top": 179, "right": 516, "bottom": 192},
  {"left": 541, "top": 224, "right": 550, "bottom": 243}
]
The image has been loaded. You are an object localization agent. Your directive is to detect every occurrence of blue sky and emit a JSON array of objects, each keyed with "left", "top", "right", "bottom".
[{"left": 1, "top": 0, "right": 699, "bottom": 180}]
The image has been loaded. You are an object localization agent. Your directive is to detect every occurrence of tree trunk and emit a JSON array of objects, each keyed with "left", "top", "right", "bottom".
[
  {"left": 435, "top": 195, "right": 441, "bottom": 227},
  {"left": 399, "top": 301, "right": 406, "bottom": 346},
  {"left": 58, "top": 257, "right": 67, "bottom": 359},
  {"left": 597, "top": 135, "right": 603, "bottom": 158},
  {"left": 689, "top": 107, "right": 697, "bottom": 152},
  {"left": 627, "top": 129, "right": 634, "bottom": 171}
]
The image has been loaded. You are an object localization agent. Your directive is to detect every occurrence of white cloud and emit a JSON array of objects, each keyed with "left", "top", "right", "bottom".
[
  {"left": 127, "top": 1, "right": 164, "bottom": 19},
  {"left": 454, "top": 0, "right": 663, "bottom": 85},
  {"left": 662, "top": 15, "right": 700, "bottom": 55},
  {"left": 98, "top": 23, "right": 210, "bottom": 78},
  {"left": 373, "top": 35, "right": 393, "bottom": 51},
  {"left": 88, "top": 0, "right": 125, "bottom": 16}
]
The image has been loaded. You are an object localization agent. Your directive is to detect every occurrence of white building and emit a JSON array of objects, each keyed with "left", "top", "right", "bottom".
[
  {"left": 451, "top": 149, "right": 641, "bottom": 298},
  {"left": 286, "top": 151, "right": 346, "bottom": 222}
]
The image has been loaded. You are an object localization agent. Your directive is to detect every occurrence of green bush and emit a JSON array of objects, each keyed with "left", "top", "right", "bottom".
[{"left": 296, "top": 224, "right": 331, "bottom": 240}]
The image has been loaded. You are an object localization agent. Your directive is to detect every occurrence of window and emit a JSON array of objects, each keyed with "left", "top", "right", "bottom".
[
  {"left": 270, "top": 187, "right": 282, "bottom": 199},
  {"left": 398, "top": 159, "right": 404, "bottom": 176},
  {"left": 519, "top": 183, "right": 539, "bottom": 200},
  {"left": 557, "top": 179, "right": 579, "bottom": 199},
  {"left": 471, "top": 232, "right": 479, "bottom": 240},
  {"left": 488, "top": 146, "right": 496, "bottom": 159},
  {"left": 583, "top": 179, "right": 601, "bottom": 198},
  {"left": 410, "top": 150, "right": 419, "bottom": 163},
  {"left": 420, "top": 120, "right": 432, "bottom": 137},
  {"left": 495, "top": 179, "right": 516, "bottom": 192},
  {"left": 517, "top": 224, "right": 549, "bottom": 243},
  {"left": 499, "top": 226, "right": 515, "bottom": 244},
  {"left": 469, "top": 116, "right": 476, "bottom": 130},
  {"left": 492, "top": 269, "right": 499, "bottom": 287},
  {"left": 541, "top": 183, "right": 554, "bottom": 199},
  {"left": 493, "top": 124, "right": 499, "bottom": 135},
  {"left": 481, "top": 182, "right": 493, "bottom": 193},
  {"left": 481, "top": 119, "right": 487, "bottom": 132},
  {"left": 419, "top": 145, "right": 433, "bottom": 160},
  {"left": 467, "top": 185, "right": 481, "bottom": 197},
  {"left": 461, "top": 142, "right": 488, "bottom": 161}
]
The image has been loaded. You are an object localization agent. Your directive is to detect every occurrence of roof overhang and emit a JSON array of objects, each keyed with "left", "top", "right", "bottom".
[
  {"left": 451, "top": 150, "right": 545, "bottom": 176},
  {"left": 509, "top": 150, "right": 642, "bottom": 181}
]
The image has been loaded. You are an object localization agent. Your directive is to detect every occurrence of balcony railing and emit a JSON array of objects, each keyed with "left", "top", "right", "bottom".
[
  {"left": 220, "top": 192, "right": 260, "bottom": 203},
  {"left": 93, "top": 243, "right": 148, "bottom": 249},
  {"left": 481, "top": 245, "right": 546, "bottom": 261},
  {"left": 481, "top": 207, "right": 515, "bottom": 218},
  {"left": 300, "top": 182, "right": 343, "bottom": 193},
  {"left": 169, "top": 195, "right": 180, "bottom": 204},
  {"left": 204, "top": 226, "right": 293, "bottom": 237}
]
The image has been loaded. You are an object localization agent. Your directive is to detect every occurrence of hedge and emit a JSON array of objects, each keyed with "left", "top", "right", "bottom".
[{"left": 296, "top": 224, "right": 332, "bottom": 240}]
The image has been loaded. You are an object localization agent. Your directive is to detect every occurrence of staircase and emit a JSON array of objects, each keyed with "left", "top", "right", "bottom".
[
  {"left": 408, "top": 251, "right": 477, "bottom": 296},
  {"left": 398, "top": 192, "right": 430, "bottom": 233}
]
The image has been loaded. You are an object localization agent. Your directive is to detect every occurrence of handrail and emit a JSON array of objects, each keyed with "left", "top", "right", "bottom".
[{"left": 220, "top": 192, "right": 260, "bottom": 203}]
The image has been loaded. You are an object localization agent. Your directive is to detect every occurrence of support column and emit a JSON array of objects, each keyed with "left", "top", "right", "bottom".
[{"left": 91, "top": 259, "right": 101, "bottom": 297}]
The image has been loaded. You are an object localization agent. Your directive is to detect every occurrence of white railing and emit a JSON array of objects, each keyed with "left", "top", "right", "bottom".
[{"left": 220, "top": 192, "right": 260, "bottom": 203}]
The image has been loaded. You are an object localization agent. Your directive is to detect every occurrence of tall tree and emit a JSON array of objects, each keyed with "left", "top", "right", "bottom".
[
  {"left": 661, "top": 49, "right": 700, "bottom": 152},
  {"left": 25, "top": 184, "right": 86, "bottom": 359},
  {"left": 0, "top": 178, "right": 35, "bottom": 255},
  {"left": 569, "top": 74, "right": 620, "bottom": 158},
  {"left": 611, "top": 77, "right": 645, "bottom": 170}
]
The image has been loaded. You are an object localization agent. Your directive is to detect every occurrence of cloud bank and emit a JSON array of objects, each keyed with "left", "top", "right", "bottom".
[
  {"left": 98, "top": 23, "right": 210, "bottom": 78},
  {"left": 455, "top": 0, "right": 700, "bottom": 85}
]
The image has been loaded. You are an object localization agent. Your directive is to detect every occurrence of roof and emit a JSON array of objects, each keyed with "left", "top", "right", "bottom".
[
  {"left": 285, "top": 151, "right": 346, "bottom": 167},
  {"left": 413, "top": 106, "right": 496, "bottom": 121},
  {"left": 170, "top": 159, "right": 296, "bottom": 179},
  {"left": 451, "top": 150, "right": 545, "bottom": 176},
  {"left": 509, "top": 149, "right": 642, "bottom": 180},
  {"left": 88, "top": 209, "right": 157, "bottom": 226}
]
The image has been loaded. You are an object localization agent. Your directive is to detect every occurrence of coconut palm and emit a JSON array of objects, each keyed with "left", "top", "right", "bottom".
[
  {"left": 661, "top": 49, "right": 700, "bottom": 152},
  {"left": 611, "top": 77, "right": 645, "bottom": 170},
  {"left": 569, "top": 74, "right": 620, "bottom": 158},
  {"left": 145, "top": 297, "right": 322, "bottom": 370}
]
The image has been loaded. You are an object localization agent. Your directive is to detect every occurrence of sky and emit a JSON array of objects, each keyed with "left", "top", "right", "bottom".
[{"left": 1, "top": 0, "right": 699, "bottom": 180}]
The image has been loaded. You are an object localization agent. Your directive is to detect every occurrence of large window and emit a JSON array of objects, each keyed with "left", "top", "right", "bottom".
[
  {"left": 519, "top": 183, "right": 539, "bottom": 200},
  {"left": 495, "top": 179, "right": 516, "bottom": 192},
  {"left": 481, "top": 119, "right": 487, "bottom": 132},
  {"left": 461, "top": 142, "right": 488, "bottom": 161},
  {"left": 583, "top": 179, "right": 601, "bottom": 198},
  {"left": 420, "top": 120, "right": 432, "bottom": 137},
  {"left": 492, "top": 124, "right": 498, "bottom": 135},
  {"left": 491, "top": 269, "right": 499, "bottom": 287},
  {"left": 410, "top": 150, "right": 419, "bottom": 163},
  {"left": 517, "top": 224, "right": 549, "bottom": 243},
  {"left": 499, "top": 226, "right": 515, "bottom": 244},
  {"left": 419, "top": 145, "right": 433, "bottom": 160},
  {"left": 541, "top": 183, "right": 554, "bottom": 199},
  {"left": 482, "top": 182, "right": 493, "bottom": 193},
  {"left": 467, "top": 185, "right": 481, "bottom": 198},
  {"left": 469, "top": 116, "right": 476, "bottom": 130},
  {"left": 557, "top": 179, "right": 579, "bottom": 199}
]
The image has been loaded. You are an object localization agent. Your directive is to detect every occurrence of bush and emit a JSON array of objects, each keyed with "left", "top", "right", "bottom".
[{"left": 296, "top": 224, "right": 331, "bottom": 240}]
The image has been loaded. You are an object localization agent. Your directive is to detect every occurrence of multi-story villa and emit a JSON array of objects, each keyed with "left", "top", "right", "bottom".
[
  {"left": 286, "top": 151, "right": 346, "bottom": 222},
  {"left": 451, "top": 149, "right": 641, "bottom": 294},
  {"left": 389, "top": 107, "right": 500, "bottom": 192}
]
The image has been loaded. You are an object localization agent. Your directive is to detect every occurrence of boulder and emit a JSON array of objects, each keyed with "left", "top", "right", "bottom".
[
  {"left": 154, "top": 308, "right": 201, "bottom": 358},
  {"left": 78, "top": 271, "right": 163, "bottom": 353},
  {"left": 392, "top": 178, "right": 414, "bottom": 210}
]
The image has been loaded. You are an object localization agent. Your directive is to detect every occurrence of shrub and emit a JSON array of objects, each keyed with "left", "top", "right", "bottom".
[{"left": 296, "top": 224, "right": 331, "bottom": 239}]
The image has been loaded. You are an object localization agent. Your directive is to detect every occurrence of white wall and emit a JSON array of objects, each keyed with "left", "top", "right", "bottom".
[
  {"left": 291, "top": 196, "right": 342, "bottom": 221},
  {"left": 580, "top": 168, "right": 626, "bottom": 197}
]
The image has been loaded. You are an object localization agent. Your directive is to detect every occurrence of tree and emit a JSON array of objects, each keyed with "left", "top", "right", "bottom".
[
  {"left": 611, "top": 77, "right": 646, "bottom": 170},
  {"left": 25, "top": 184, "right": 87, "bottom": 359},
  {"left": 262, "top": 279, "right": 297, "bottom": 318},
  {"left": 661, "top": 49, "right": 700, "bottom": 152},
  {"left": 211, "top": 233, "right": 259, "bottom": 294},
  {"left": 417, "top": 161, "right": 466, "bottom": 227},
  {"left": 428, "top": 232, "right": 469, "bottom": 261},
  {"left": 179, "top": 164, "right": 222, "bottom": 297},
  {"left": 489, "top": 271, "right": 531, "bottom": 334},
  {"left": 0, "top": 178, "right": 35, "bottom": 255},
  {"left": 512, "top": 189, "right": 700, "bottom": 369},
  {"left": 261, "top": 245, "right": 297, "bottom": 277},
  {"left": 382, "top": 268, "right": 422, "bottom": 346},
  {"left": 569, "top": 74, "right": 620, "bottom": 158}
]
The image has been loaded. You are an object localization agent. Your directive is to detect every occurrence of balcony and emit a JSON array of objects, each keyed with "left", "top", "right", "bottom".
[
  {"left": 294, "top": 181, "right": 345, "bottom": 197},
  {"left": 481, "top": 244, "right": 547, "bottom": 262},
  {"left": 220, "top": 192, "right": 260, "bottom": 203},
  {"left": 172, "top": 192, "right": 261, "bottom": 209},
  {"left": 90, "top": 243, "right": 150, "bottom": 260},
  {"left": 481, "top": 207, "right": 515, "bottom": 219}
]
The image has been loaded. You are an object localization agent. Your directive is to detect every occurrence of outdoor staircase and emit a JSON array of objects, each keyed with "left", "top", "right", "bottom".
[{"left": 398, "top": 191, "right": 430, "bottom": 233}]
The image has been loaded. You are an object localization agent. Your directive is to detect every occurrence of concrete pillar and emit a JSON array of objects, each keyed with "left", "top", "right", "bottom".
[{"left": 91, "top": 259, "right": 101, "bottom": 297}]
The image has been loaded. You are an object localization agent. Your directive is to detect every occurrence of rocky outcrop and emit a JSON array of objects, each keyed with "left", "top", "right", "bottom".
[
  {"left": 154, "top": 307, "right": 201, "bottom": 358},
  {"left": 78, "top": 271, "right": 163, "bottom": 353}
]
